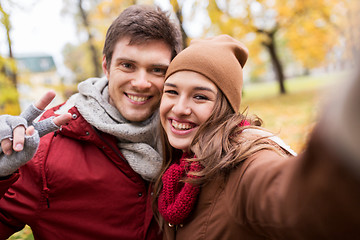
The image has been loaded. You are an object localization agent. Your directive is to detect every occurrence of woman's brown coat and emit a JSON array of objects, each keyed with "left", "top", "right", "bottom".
[{"left": 162, "top": 129, "right": 360, "bottom": 239}]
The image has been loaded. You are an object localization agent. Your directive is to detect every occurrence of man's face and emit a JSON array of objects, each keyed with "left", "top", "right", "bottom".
[{"left": 103, "top": 37, "right": 172, "bottom": 122}]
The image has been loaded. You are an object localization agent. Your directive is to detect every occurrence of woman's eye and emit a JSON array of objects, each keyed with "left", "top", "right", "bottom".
[
  {"left": 194, "top": 94, "right": 209, "bottom": 100},
  {"left": 164, "top": 90, "right": 178, "bottom": 95}
]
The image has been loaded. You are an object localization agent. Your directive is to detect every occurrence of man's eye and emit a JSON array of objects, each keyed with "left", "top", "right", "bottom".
[
  {"left": 122, "top": 63, "right": 133, "bottom": 68},
  {"left": 152, "top": 68, "right": 167, "bottom": 76}
]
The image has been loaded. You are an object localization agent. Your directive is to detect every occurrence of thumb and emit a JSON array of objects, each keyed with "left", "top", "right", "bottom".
[
  {"left": 20, "top": 91, "right": 57, "bottom": 124},
  {"left": 33, "top": 113, "right": 72, "bottom": 138},
  {"left": 25, "top": 126, "right": 35, "bottom": 136},
  {"left": 53, "top": 113, "right": 72, "bottom": 127},
  {"left": 33, "top": 117, "right": 59, "bottom": 138}
]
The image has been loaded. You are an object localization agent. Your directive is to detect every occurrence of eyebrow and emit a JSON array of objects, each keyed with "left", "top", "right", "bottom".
[
  {"left": 152, "top": 63, "right": 169, "bottom": 68},
  {"left": 114, "top": 57, "right": 169, "bottom": 68},
  {"left": 114, "top": 57, "right": 135, "bottom": 64},
  {"left": 164, "top": 83, "right": 177, "bottom": 87},
  {"left": 194, "top": 86, "right": 216, "bottom": 93},
  {"left": 164, "top": 83, "right": 216, "bottom": 93}
]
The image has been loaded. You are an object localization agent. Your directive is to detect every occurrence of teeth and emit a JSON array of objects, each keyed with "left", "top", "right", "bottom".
[
  {"left": 128, "top": 94, "right": 149, "bottom": 102},
  {"left": 172, "top": 120, "right": 193, "bottom": 130}
]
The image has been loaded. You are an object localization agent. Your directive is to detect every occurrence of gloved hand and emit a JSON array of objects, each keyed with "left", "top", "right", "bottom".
[{"left": 0, "top": 91, "right": 71, "bottom": 177}]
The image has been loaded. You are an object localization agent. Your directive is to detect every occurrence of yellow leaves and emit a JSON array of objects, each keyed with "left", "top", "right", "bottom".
[
  {"left": 170, "top": 0, "right": 180, "bottom": 12},
  {"left": 0, "top": 56, "right": 10, "bottom": 71},
  {"left": 0, "top": 55, "right": 17, "bottom": 75},
  {"left": 0, "top": 2, "right": 11, "bottom": 31},
  {"left": 0, "top": 74, "right": 20, "bottom": 115},
  {"left": 275, "top": 0, "right": 297, "bottom": 20},
  {"left": 207, "top": 0, "right": 223, "bottom": 23},
  {"left": 62, "top": 42, "right": 99, "bottom": 84},
  {"left": 282, "top": 2, "right": 340, "bottom": 68},
  {"left": 91, "top": 0, "right": 136, "bottom": 40},
  {"left": 203, "top": 0, "right": 346, "bottom": 72}
]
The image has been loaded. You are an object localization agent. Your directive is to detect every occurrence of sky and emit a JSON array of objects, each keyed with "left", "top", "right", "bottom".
[
  {"left": 1, "top": 0, "right": 206, "bottom": 77},
  {"left": 1, "top": 0, "right": 79, "bottom": 75}
]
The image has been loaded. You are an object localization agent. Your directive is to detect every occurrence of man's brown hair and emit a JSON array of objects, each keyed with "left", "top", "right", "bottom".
[{"left": 103, "top": 5, "right": 183, "bottom": 70}]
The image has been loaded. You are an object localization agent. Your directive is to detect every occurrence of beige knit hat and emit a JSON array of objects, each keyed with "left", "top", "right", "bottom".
[{"left": 165, "top": 34, "right": 248, "bottom": 112}]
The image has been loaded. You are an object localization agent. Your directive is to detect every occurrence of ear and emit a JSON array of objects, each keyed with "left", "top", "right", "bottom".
[{"left": 102, "top": 55, "right": 109, "bottom": 79}]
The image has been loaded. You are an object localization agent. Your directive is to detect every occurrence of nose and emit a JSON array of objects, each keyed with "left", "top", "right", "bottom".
[
  {"left": 131, "top": 70, "right": 151, "bottom": 91},
  {"left": 172, "top": 96, "right": 191, "bottom": 116}
]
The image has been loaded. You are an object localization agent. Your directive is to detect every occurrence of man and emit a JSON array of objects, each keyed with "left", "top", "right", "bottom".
[{"left": 0, "top": 5, "right": 182, "bottom": 239}]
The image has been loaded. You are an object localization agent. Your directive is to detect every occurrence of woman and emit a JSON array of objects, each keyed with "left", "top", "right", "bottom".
[{"left": 153, "top": 35, "right": 360, "bottom": 239}]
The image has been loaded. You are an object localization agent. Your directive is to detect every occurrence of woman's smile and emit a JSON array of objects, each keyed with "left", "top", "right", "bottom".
[
  {"left": 160, "top": 71, "right": 217, "bottom": 152},
  {"left": 170, "top": 118, "right": 197, "bottom": 134}
]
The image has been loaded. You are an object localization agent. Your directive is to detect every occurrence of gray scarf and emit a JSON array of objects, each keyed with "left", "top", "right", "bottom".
[{"left": 59, "top": 77, "right": 163, "bottom": 181}]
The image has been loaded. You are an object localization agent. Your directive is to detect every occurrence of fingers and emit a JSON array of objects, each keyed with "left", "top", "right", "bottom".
[
  {"left": 34, "top": 90, "right": 56, "bottom": 110},
  {"left": 1, "top": 126, "right": 36, "bottom": 156},
  {"left": 33, "top": 117, "right": 60, "bottom": 138},
  {"left": 25, "top": 126, "right": 35, "bottom": 136},
  {"left": 53, "top": 113, "right": 72, "bottom": 127},
  {"left": 0, "top": 125, "right": 26, "bottom": 155},
  {"left": 20, "top": 91, "right": 57, "bottom": 124},
  {"left": 32, "top": 112, "right": 72, "bottom": 138},
  {"left": 0, "top": 115, "right": 27, "bottom": 155},
  {"left": 0, "top": 126, "right": 40, "bottom": 177},
  {"left": 1, "top": 138, "right": 13, "bottom": 155},
  {"left": 32, "top": 113, "right": 71, "bottom": 138},
  {"left": 12, "top": 125, "right": 26, "bottom": 152}
]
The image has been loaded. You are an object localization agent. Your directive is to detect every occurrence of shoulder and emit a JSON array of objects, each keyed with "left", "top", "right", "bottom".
[{"left": 241, "top": 128, "right": 297, "bottom": 156}]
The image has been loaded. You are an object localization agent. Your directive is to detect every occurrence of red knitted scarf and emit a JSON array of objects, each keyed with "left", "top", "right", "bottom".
[
  {"left": 158, "top": 120, "right": 250, "bottom": 225},
  {"left": 158, "top": 152, "right": 202, "bottom": 225}
]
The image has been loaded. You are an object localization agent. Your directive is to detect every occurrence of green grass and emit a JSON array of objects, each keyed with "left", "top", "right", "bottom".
[
  {"left": 242, "top": 71, "right": 343, "bottom": 101},
  {"left": 7, "top": 71, "right": 343, "bottom": 239},
  {"left": 241, "top": 71, "right": 347, "bottom": 153}
]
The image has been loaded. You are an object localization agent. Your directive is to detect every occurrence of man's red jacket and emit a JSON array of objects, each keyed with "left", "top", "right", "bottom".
[{"left": 0, "top": 105, "right": 161, "bottom": 240}]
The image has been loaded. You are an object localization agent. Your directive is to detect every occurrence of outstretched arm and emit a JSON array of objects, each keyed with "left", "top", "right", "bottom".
[
  {"left": 0, "top": 91, "right": 71, "bottom": 177},
  {"left": 233, "top": 69, "right": 360, "bottom": 239}
]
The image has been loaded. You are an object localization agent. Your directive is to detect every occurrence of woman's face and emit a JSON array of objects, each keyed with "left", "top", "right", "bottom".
[{"left": 160, "top": 71, "right": 218, "bottom": 152}]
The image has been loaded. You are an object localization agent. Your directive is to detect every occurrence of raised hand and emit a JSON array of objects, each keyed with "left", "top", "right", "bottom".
[{"left": 0, "top": 91, "right": 71, "bottom": 176}]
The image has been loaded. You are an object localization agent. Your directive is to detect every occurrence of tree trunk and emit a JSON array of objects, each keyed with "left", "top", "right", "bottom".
[
  {"left": 1, "top": 3, "right": 17, "bottom": 86},
  {"left": 78, "top": 0, "right": 102, "bottom": 77},
  {"left": 0, "top": 2, "right": 20, "bottom": 113},
  {"left": 263, "top": 31, "right": 286, "bottom": 94},
  {"left": 175, "top": 9, "right": 188, "bottom": 48},
  {"left": 172, "top": 0, "right": 188, "bottom": 48},
  {"left": 7, "top": 35, "right": 17, "bottom": 87}
]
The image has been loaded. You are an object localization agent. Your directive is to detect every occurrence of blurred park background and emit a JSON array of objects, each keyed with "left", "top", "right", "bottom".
[{"left": 0, "top": 0, "right": 359, "bottom": 239}]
